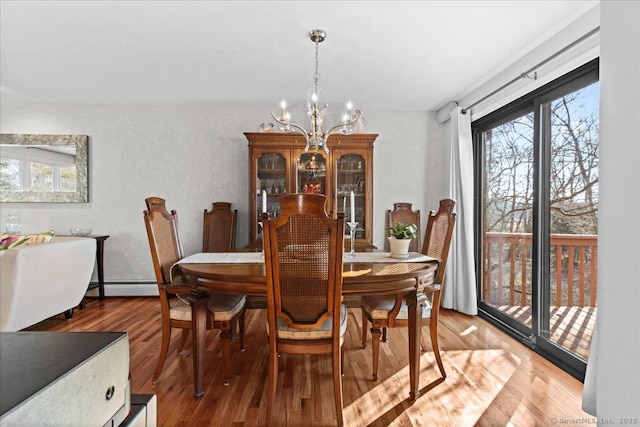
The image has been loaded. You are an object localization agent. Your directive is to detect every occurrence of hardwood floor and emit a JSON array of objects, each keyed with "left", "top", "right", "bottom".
[{"left": 26, "top": 297, "right": 592, "bottom": 426}]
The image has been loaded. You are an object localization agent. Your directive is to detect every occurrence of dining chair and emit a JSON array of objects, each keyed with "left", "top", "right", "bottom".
[
  {"left": 262, "top": 193, "right": 346, "bottom": 426},
  {"left": 143, "top": 196, "right": 246, "bottom": 385},
  {"left": 202, "top": 201, "right": 237, "bottom": 252},
  {"left": 361, "top": 198, "right": 456, "bottom": 381},
  {"left": 385, "top": 202, "right": 421, "bottom": 252}
]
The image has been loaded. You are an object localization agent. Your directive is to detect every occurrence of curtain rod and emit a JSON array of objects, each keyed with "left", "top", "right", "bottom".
[{"left": 461, "top": 26, "right": 600, "bottom": 114}]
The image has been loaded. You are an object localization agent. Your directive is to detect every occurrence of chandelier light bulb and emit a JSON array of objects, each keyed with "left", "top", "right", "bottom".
[{"left": 307, "top": 85, "right": 323, "bottom": 107}]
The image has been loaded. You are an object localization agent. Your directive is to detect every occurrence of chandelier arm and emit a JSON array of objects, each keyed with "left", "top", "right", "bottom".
[
  {"left": 322, "top": 109, "right": 363, "bottom": 140},
  {"left": 270, "top": 112, "right": 312, "bottom": 149},
  {"left": 324, "top": 123, "right": 352, "bottom": 138}
]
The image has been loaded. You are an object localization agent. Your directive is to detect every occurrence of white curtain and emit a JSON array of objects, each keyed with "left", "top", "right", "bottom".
[
  {"left": 442, "top": 106, "right": 478, "bottom": 315},
  {"left": 582, "top": 322, "right": 597, "bottom": 415}
]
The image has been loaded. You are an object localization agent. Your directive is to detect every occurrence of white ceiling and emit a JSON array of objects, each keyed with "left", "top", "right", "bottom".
[{"left": 0, "top": 1, "right": 599, "bottom": 112}]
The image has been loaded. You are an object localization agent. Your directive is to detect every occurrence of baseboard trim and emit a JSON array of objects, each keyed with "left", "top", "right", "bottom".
[
  {"left": 85, "top": 283, "right": 159, "bottom": 297},
  {"left": 85, "top": 285, "right": 365, "bottom": 302}
]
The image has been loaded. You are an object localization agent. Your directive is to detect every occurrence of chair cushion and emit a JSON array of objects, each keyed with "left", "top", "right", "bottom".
[
  {"left": 361, "top": 295, "right": 432, "bottom": 320},
  {"left": 274, "top": 304, "right": 347, "bottom": 340},
  {"left": 170, "top": 293, "right": 246, "bottom": 322}
]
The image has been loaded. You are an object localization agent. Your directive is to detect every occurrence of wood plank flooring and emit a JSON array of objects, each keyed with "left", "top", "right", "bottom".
[{"left": 26, "top": 297, "right": 592, "bottom": 426}]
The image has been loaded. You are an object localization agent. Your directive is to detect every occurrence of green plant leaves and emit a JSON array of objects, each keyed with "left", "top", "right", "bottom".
[{"left": 388, "top": 222, "right": 417, "bottom": 239}]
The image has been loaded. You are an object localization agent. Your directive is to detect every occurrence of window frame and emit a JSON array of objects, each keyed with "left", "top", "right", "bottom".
[{"left": 472, "top": 58, "right": 599, "bottom": 380}]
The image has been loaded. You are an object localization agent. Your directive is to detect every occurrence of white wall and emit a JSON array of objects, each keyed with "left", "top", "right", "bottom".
[
  {"left": 368, "top": 111, "right": 447, "bottom": 247},
  {"left": 0, "top": 105, "right": 445, "bottom": 288},
  {"left": 596, "top": 0, "right": 640, "bottom": 420}
]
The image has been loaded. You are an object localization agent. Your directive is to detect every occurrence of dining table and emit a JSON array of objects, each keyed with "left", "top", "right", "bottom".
[{"left": 175, "top": 251, "right": 439, "bottom": 401}]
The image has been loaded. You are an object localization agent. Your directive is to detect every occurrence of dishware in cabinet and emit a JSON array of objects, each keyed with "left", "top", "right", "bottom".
[
  {"left": 294, "top": 150, "right": 328, "bottom": 195},
  {"left": 333, "top": 148, "right": 373, "bottom": 248},
  {"left": 251, "top": 148, "right": 290, "bottom": 243}
]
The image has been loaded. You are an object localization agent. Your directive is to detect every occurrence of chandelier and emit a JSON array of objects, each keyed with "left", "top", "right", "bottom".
[{"left": 271, "top": 29, "right": 362, "bottom": 154}]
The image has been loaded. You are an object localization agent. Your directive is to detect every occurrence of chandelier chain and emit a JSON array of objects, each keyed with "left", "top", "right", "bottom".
[{"left": 313, "top": 40, "right": 320, "bottom": 85}]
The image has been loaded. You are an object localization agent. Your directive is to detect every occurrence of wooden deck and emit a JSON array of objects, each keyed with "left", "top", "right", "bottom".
[
  {"left": 26, "top": 297, "right": 592, "bottom": 426},
  {"left": 497, "top": 305, "right": 597, "bottom": 361}
]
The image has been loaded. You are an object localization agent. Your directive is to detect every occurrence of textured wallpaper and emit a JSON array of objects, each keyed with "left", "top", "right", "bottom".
[{"left": 0, "top": 104, "right": 446, "bottom": 287}]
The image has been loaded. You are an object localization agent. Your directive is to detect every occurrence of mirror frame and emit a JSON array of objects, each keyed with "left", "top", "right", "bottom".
[{"left": 0, "top": 134, "right": 89, "bottom": 203}]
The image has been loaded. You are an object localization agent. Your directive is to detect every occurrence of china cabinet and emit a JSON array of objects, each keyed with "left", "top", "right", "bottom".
[{"left": 244, "top": 132, "right": 378, "bottom": 250}]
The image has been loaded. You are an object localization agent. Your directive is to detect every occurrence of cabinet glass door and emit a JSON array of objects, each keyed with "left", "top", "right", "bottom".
[
  {"left": 296, "top": 152, "right": 327, "bottom": 195},
  {"left": 256, "top": 152, "right": 287, "bottom": 239},
  {"left": 336, "top": 153, "right": 366, "bottom": 239}
]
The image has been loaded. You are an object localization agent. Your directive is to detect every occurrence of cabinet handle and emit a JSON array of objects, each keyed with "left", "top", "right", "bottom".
[{"left": 105, "top": 385, "right": 115, "bottom": 400}]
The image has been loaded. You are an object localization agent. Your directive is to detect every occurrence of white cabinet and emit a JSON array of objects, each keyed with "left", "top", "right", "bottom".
[{"left": 0, "top": 332, "right": 132, "bottom": 426}]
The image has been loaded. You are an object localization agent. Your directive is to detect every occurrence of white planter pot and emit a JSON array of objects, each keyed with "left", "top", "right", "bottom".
[{"left": 388, "top": 237, "right": 412, "bottom": 259}]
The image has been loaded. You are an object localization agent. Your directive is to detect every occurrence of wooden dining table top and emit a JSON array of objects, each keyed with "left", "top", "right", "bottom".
[{"left": 177, "top": 252, "right": 439, "bottom": 296}]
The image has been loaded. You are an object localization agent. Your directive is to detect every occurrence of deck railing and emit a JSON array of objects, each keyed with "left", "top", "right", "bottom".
[{"left": 484, "top": 232, "right": 597, "bottom": 307}]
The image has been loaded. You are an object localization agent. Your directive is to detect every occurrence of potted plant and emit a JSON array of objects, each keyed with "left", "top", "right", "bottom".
[{"left": 387, "top": 222, "right": 418, "bottom": 259}]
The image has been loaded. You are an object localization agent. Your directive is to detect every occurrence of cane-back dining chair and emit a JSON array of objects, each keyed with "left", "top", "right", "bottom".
[
  {"left": 202, "top": 201, "right": 237, "bottom": 252},
  {"left": 143, "top": 196, "right": 246, "bottom": 385},
  {"left": 385, "top": 202, "right": 421, "bottom": 252},
  {"left": 262, "top": 193, "right": 347, "bottom": 426},
  {"left": 361, "top": 198, "right": 456, "bottom": 381}
]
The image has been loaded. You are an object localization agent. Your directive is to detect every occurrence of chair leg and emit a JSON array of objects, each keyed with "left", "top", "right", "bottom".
[
  {"left": 430, "top": 319, "right": 446, "bottom": 379},
  {"left": 178, "top": 329, "right": 189, "bottom": 354},
  {"left": 370, "top": 324, "right": 381, "bottom": 381},
  {"left": 238, "top": 310, "right": 246, "bottom": 352},
  {"left": 361, "top": 310, "right": 368, "bottom": 348},
  {"left": 220, "top": 324, "right": 233, "bottom": 386},
  {"left": 341, "top": 345, "right": 345, "bottom": 376},
  {"left": 153, "top": 323, "right": 172, "bottom": 383},
  {"left": 266, "top": 346, "right": 278, "bottom": 425},
  {"left": 381, "top": 326, "right": 388, "bottom": 343},
  {"left": 430, "top": 293, "right": 446, "bottom": 379},
  {"left": 333, "top": 345, "right": 345, "bottom": 426},
  {"left": 420, "top": 330, "right": 428, "bottom": 353}
]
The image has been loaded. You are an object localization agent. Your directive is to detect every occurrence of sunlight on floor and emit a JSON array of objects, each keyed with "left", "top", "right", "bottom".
[
  {"left": 343, "top": 349, "right": 521, "bottom": 426},
  {"left": 460, "top": 325, "right": 478, "bottom": 336}
]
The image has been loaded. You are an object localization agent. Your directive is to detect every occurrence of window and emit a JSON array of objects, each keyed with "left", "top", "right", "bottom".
[
  {"left": 0, "top": 158, "right": 22, "bottom": 190},
  {"left": 0, "top": 148, "right": 77, "bottom": 193},
  {"left": 31, "top": 162, "right": 55, "bottom": 192}
]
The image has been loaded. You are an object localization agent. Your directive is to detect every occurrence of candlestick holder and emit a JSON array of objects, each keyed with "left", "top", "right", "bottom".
[{"left": 346, "top": 221, "right": 358, "bottom": 258}]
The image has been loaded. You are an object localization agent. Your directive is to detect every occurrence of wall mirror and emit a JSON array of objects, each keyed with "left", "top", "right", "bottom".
[{"left": 0, "top": 134, "right": 89, "bottom": 203}]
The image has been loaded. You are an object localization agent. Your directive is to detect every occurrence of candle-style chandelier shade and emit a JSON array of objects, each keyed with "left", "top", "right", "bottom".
[{"left": 271, "top": 29, "right": 362, "bottom": 154}]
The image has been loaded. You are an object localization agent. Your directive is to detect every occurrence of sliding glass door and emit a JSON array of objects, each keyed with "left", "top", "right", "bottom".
[
  {"left": 479, "top": 108, "right": 535, "bottom": 329},
  {"left": 539, "top": 79, "right": 599, "bottom": 363},
  {"left": 474, "top": 60, "right": 599, "bottom": 378}
]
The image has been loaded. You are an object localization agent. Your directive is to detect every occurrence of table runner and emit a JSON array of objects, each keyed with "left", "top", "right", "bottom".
[{"left": 178, "top": 252, "right": 265, "bottom": 264}]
